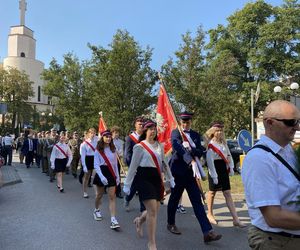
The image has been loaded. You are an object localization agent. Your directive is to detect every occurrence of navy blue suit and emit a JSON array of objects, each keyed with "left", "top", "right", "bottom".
[
  {"left": 124, "top": 135, "right": 136, "bottom": 166},
  {"left": 22, "top": 137, "right": 34, "bottom": 168},
  {"left": 124, "top": 133, "right": 145, "bottom": 212},
  {"left": 167, "top": 128, "right": 212, "bottom": 234}
]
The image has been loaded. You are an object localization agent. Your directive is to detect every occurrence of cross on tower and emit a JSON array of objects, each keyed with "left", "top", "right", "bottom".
[{"left": 19, "top": 0, "right": 27, "bottom": 26}]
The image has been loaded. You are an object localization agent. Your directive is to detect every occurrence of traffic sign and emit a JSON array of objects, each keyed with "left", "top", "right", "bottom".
[{"left": 237, "top": 129, "right": 252, "bottom": 152}]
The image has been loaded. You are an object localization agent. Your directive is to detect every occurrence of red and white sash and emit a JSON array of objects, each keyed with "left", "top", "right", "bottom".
[
  {"left": 98, "top": 150, "right": 116, "bottom": 180},
  {"left": 208, "top": 143, "right": 230, "bottom": 172},
  {"left": 55, "top": 144, "right": 68, "bottom": 158},
  {"left": 139, "top": 141, "right": 164, "bottom": 198},
  {"left": 85, "top": 140, "right": 95, "bottom": 152},
  {"left": 129, "top": 132, "right": 139, "bottom": 144}
]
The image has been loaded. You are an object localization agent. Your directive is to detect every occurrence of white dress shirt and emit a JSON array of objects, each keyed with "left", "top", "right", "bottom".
[
  {"left": 113, "top": 138, "right": 124, "bottom": 157},
  {"left": 124, "top": 140, "right": 173, "bottom": 188},
  {"left": 206, "top": 140, "right": 234, "bottom": 179},
  {"left": 80, "top": 136, "right": 98, "bottom": 171},
  {"left": 94, "top": 147, "right": 119, "bottom": 182},
  {"left": 242, "top": 135, "right": 300, "bottom": 235},
  {"left": 50, "top": 142, "right": 73, "bottom": 168}
]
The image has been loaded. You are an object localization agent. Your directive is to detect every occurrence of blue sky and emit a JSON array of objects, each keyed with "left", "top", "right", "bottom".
[{"left": 0, "top": 0, "right": 284, "bottom": 70}]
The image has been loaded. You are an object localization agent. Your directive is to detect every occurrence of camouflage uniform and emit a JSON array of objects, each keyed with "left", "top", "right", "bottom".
[{"left": 68, "top": 136, "right": 82, "bottom": 178}]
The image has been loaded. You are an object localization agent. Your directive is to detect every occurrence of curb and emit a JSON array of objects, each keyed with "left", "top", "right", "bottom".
[{"left": 0, "top": 165, "right": 22, "bottom": 188}]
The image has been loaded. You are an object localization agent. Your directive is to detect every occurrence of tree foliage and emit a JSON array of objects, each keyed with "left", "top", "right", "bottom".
[{"left": 0, "top": 67, "right": 34, "bottom": 132}]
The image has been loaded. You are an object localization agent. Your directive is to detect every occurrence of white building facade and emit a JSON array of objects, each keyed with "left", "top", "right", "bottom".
[{"left": 2, "top": 0, "right": 51, "bottom": 112}]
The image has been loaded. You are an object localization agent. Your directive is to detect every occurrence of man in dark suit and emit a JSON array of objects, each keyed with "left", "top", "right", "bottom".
[
  {"left": 21, "top": 130, "right": 34, "bottom": 168},
  {"left": 123, "top": 116, "right": 145, "bottom": 212},
  {"left": 167, "top": 111, "right": 222, "bottom": 243}
]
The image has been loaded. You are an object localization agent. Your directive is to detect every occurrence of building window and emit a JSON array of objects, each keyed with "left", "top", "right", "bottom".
[
  {"left": 38, "top": 86, "right": 41, "bottom": 102},
  {"left": 20, "top": 52, "right": 25, "bottom": 57}
]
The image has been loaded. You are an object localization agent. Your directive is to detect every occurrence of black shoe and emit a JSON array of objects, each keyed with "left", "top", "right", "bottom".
[
  {"left": 116, "top": 194, "right": 124, "bottom": 199},
  {"left": 49, "top": 179, "right": 54, "bottom": 183},
  {"left": 26, "top": 165, "right": 30, "bottom": 168},
  {"left": 60, "top": 188, "right": 64, "bottom": 193},
  {"left": 73, "top": 174, "right": 77, "bottom": 179},
  {"left": 204, "top": 231, "right": 222, "bottom": 243},
  {"left": 88, "top": 183, "right": 93, "bottom": 187},
  {"left": 167, "top": 224, "right": 181, "bottom": 235}
]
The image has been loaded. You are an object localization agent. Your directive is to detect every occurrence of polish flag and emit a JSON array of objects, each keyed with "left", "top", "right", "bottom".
[
  {"left": 98, "top": 113, "right": 107, "bottom": 134},
  {"left": 156, "top": 84, "right": 177, "bottom": 154}
]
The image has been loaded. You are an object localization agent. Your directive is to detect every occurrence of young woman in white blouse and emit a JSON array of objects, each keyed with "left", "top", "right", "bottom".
[
  {"left": 50, "top": 132, "right": 73, "bottom": 193},
  {"left": 205, "top": 122, "right": 245, "bottom": 228},
  {"left": 123, "top": 120, "right": 175, "bottom": 250},
  {"left": 93, "top": 130, "right": 120, "bottom": 229},
  {"left": 80, "top": 128, "right": 98, "bottom": 198}
]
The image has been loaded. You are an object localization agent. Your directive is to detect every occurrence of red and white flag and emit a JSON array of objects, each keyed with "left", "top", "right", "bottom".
[
  {"left": 156, "top": 84, "right": 177, "bottom": 154},
  {"left": 98, "top": 113, "right": 107, "bottom": 134}
]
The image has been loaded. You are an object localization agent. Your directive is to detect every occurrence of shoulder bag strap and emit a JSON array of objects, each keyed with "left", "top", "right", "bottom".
[{"left": 251, "top": 144, "right": 300, "bottom": 182}]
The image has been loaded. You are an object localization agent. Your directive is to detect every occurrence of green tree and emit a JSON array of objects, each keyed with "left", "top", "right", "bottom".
[
  {"left": 42, "top": 54, "right": 93, "bottom": 132},
  {"left": 0, "top": 67, "right": 34, "bottom": 133},
  {"left": 88, "top": 30, "right": 157, "bottom": 134}
]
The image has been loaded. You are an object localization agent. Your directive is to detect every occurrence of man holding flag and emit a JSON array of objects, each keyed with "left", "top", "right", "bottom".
[{"left": 166, "top": 112, "right": 222, "bottom": 243}]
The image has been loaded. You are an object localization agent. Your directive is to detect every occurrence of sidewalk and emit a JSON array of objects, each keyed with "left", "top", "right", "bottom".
[{"left": 0, "top": 163, "right": 22, "bottom": 188}]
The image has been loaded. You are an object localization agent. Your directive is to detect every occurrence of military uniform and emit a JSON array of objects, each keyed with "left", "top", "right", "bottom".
[
  {"left": 45, "top": 133, "right": 58, "bottom": 182},
  {"left": 68, "top": 135, "right": 82, "bottom": 178}
]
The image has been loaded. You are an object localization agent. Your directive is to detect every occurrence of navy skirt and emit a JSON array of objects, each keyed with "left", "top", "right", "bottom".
[
  {"left": 135, "top": 167, "right": 163, "bottom": 201},
  {"left": 93, "top": 165, "right": 116, "bottom": 187},
  {"left": 85, "top": 155, "right": 94, "bottom": 171},
  {"left": 208, "top": 159, "right": 231, "bottom": 191},
  {"left": 54, "top": 158, "right": 68, "bottom": 173}
]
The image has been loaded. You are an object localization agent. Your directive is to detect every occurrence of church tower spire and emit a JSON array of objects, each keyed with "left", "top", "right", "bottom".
[{"left": 19, "top": 0, "right": 27, "bottom": 26}]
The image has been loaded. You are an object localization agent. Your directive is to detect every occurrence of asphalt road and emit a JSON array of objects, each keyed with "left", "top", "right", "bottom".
[{"left": 0, "top": 158, "right": 250, "bottom": 250}]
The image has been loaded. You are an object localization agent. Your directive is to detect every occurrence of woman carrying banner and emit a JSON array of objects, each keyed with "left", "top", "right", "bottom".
[
  {"left": 80, "top": 128, "right": 98, "bottom": 198},
  {"left": 205, "top": 122, "right": 246, "bottom": 228},
  {"left": 123, "top": 119, "right": 175, "bottom": 250},
  {"left": 93, "top": 130, "right": 121, "bottom": 229},
  {"left": 50, "top": 131, "right": 72, "bottom": 193}
]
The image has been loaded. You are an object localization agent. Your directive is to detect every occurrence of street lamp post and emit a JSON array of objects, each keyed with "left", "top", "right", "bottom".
[{"left": 273, "top": 75, "right": 299, "bottom": 105}]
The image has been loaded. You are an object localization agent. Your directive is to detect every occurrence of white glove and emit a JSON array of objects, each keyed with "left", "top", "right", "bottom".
[
  {"left": 83, "top": 166, "right": 88, "bottom": 173},
  {"left": 100, "top": 176, "right": 108, "bottom": 185},
  {"left": 66, "top": 165, "right": 70, "bottom": 168},
  {"left": 123, "top": 185, "right": 131, "bottom": 195},
  {"left": 169, "top": 178, "right": 175, "bottom": 188},
  {"left": 229, "top": 168, "right": 234, "bottom": 176},
  {"left": 116, "top": 177, "right": 120, "bottom": 186},
  {"left": 51, "top": 165, "right": 55, "bottom": 170},
  {"left": 212, "top": 177, "right": 218, "bottom": 185},
  {"left": 182, "top": 141, "right": 191, "bottom": 151},
  {"left": 191, "top": 161, "right": 201, "bottom": 179}
]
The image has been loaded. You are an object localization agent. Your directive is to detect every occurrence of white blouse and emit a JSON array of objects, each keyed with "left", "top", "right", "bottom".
[
  {"left": 206, "top": 140, "right": 234, "bottom": 179},
  {"left": 50, "top": 142, "right": 73, "bottom": 168},
  {"left": 80, "top": 136, "right": 99, "bottom": 170},
  {"left": 124, "top": 140, "right": 173, "bottom": 188},
  {"left": 94, "top": 147, "right": 119, "bottom": 181}
]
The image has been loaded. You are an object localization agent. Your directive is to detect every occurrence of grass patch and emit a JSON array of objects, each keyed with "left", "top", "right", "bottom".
[{"left": 201, "top": 169, "right": 245, "bottom": 194}]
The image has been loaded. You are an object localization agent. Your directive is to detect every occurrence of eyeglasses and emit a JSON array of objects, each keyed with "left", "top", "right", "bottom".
[{"left": 272, "top": 118, "right": 300, "bottom": 127}]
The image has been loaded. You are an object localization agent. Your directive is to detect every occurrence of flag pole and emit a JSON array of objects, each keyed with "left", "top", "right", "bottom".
[
  {"left": 157, "top": 72, "right": 206, "bottom": 202},
  {"left": 99, "top": 112, "right": 126, "bottom": 177}
]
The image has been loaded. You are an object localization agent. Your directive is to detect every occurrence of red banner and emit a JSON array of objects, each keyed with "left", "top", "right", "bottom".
[
  {"left": 156, "top": 84, "right": 177, "bottom": 154},
  {"left": 98, "top": 116, "right": 107, "bottom": 134}
]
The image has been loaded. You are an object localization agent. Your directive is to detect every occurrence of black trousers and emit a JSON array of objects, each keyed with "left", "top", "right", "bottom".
[
  {"left": 25, "top": 151, "right": 34, "bottom": 167},
  {"left": 4, "top": 145, "right": 13, "bottom": 165},
  {"left": 167, "top": 170, "right": 212, "bottom": 235}
]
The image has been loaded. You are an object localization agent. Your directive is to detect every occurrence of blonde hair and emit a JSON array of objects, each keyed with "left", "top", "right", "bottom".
[{"left": 204, "top": 126, "right": 226, "bottom": 148}]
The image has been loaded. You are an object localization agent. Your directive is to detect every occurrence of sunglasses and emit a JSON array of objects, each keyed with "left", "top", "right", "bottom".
[{"left": 272, "top": 118, "right": 300, "bottom": 127}]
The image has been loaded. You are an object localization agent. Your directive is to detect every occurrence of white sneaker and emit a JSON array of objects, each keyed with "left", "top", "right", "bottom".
[
  {"left": 110, "top": 219, "right": 120, "bottom": 229},
  {"left": 93, "top": 209, "right": 102, "bottom": 221},
  {"left": 177, "top": 205, "right": 187, "bottom": 214},
  {"left": 83, "top": 192, "right": 89, "bottom": 198}
]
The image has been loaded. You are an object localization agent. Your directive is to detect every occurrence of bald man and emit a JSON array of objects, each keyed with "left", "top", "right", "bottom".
[{"left": 242, "top": 100, "right": 300, "bottom": 249}]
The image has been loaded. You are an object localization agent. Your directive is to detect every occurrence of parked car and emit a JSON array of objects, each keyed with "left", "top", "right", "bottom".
[{"left": 226, "top": 139, "right": 243, "bottom": 173}]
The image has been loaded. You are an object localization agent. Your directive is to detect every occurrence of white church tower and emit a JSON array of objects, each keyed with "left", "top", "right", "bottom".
[{"left": 3, "top": 0, "right": 50, "bottom": 111}]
